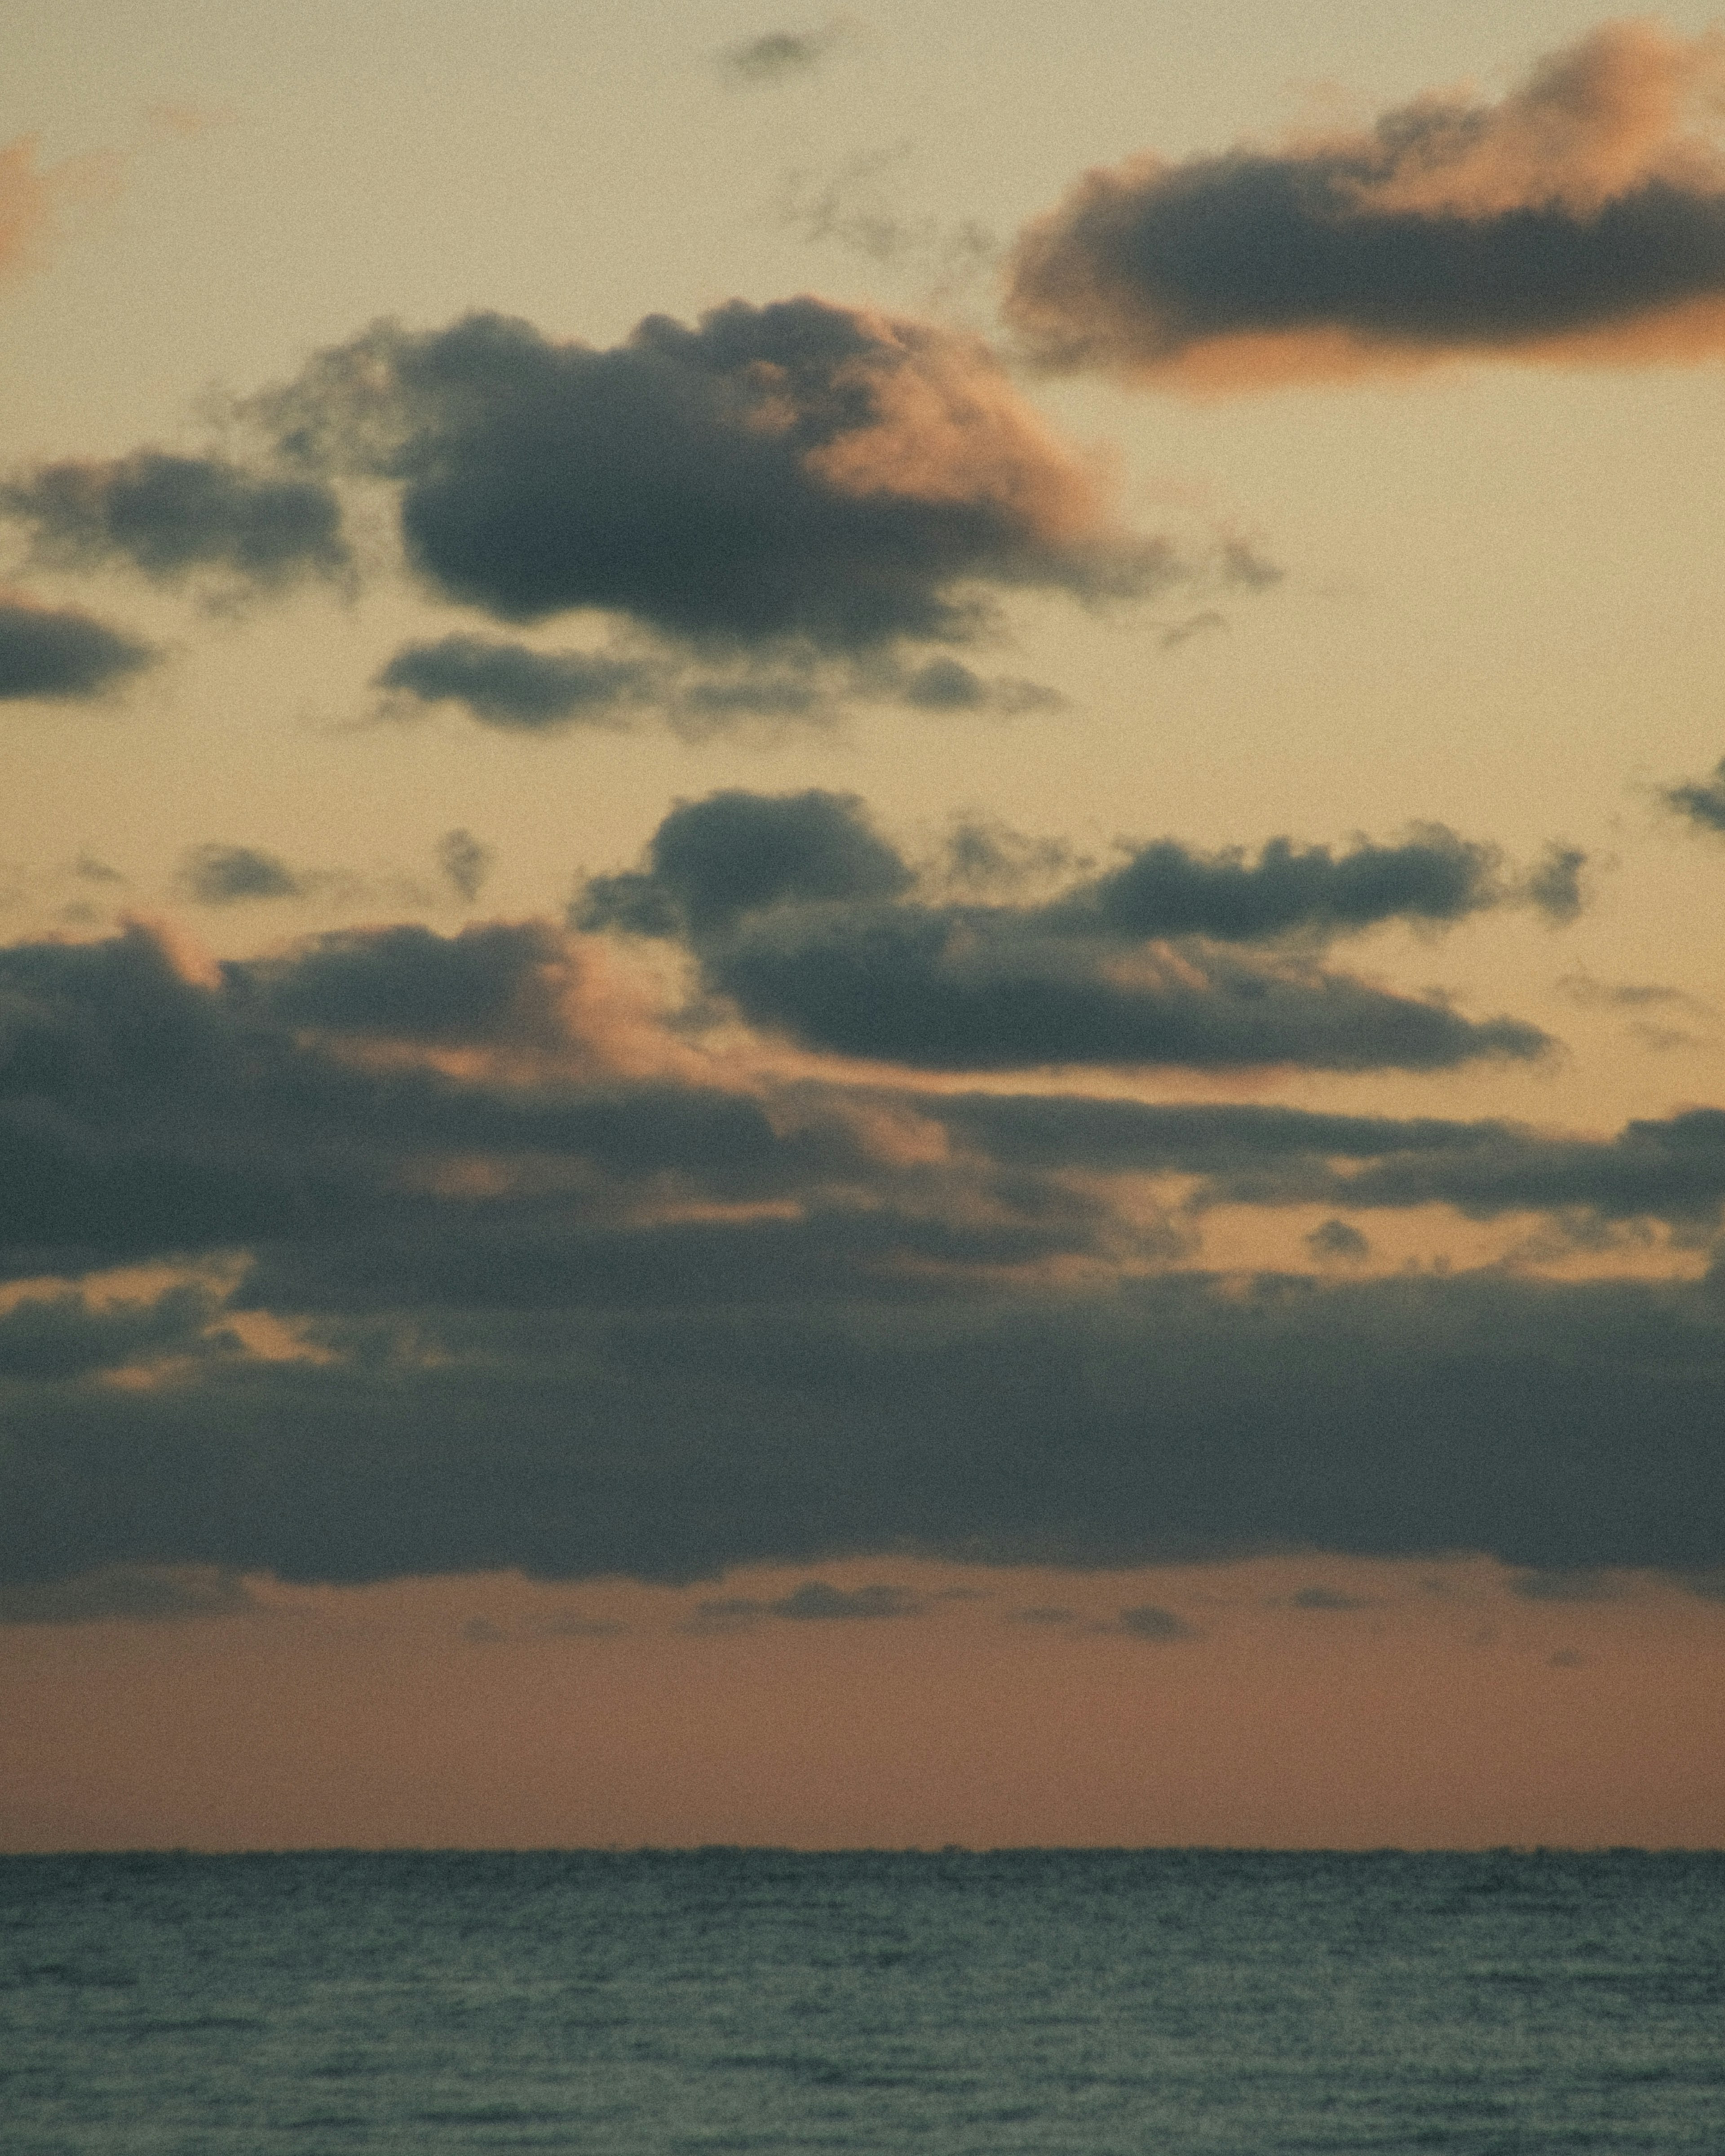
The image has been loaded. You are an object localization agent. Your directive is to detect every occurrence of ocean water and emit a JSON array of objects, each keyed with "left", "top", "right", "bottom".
[{"left": 2, "top": 1851, "right": 1722, "bottom": 2153}]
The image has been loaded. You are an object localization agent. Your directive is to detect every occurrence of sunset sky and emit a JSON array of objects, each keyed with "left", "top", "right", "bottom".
[{"left": 4, "top": 0, "right": 1725, "bottom": 1850}]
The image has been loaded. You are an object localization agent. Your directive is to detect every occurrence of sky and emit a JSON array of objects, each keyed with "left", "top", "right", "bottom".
[{"left": 3, "top": 0, "right": 1725, "bottom": 1851}]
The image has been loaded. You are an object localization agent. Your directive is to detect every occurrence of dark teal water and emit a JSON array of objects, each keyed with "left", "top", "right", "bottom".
[{"left": 2, "top": 1851, "right": 1722, "bottom": 2153}]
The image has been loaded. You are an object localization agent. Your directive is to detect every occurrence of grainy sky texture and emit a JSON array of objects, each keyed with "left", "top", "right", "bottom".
[{"left": 2, "top": 0, "right": 1724, "bottom": 1850}]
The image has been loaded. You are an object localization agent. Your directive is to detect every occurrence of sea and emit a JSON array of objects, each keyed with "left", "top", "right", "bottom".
[{"left": 2, "top": 1850, "right": 1722, "bottom": 2153}]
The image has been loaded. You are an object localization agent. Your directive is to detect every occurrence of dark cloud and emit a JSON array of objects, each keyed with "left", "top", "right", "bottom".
[
  {"left": 1661, "top": 754, "right": 1725, "bottom": 833},
  {"left": 376, "top": 636, "right": 658, "bottom": 731},
  {"left": 718, "top": 24, "right": 842, "bottom": 84},
  {"left": 935, "top": 1090, "right": 1725, "bottom": 1231},
  {"left": 179, "top": 843, "right": 305, "bottom": 904},
  {"left": 3, "top": 921, "right": 1725, "bottom": 1585},
  {"left": 1, "top": 451, "right": 348, "bottom": 587},
  {"left": 1525, "top": 844, "right": 1588, "bottom": 925},
  {"left": 1306, "top": 1217, "right": 1370, "bottom": 1265},
  {"left": 1288, "top": 1585, "right": 1369, "bottom": 1611},
  {"left": 1006, "top": 23, "right": 1725, "bottom": 388},
  {"left": 700, "top": 908, "right": 1546, "bottom": 1072},
  {"left": 896, "top": 657, "right": 1062, "bottom": 715},
  {"left": 1065, "top": 826, "right": 1510, "bottom": 940},
  {"left": 7, "top": 1268, "right": 1725, "bottom": 1585},
  {"left": 582, "top": 789, "right": 912, "bottom": 938},
  {"left": 376, "top": 634, "right": 1062, "bottom": 735},
  {"left": 234, "top": 921, "right": 576, "bottom": 1045},
  {"left": 253, "top": 300, "right": 1175, "bottom": 649},
  {"left": 1509, "top": 1566, "right": 1621, "bottom": 1603},
  {"left": 580, "top": 791, "right": 1554, "bottom": 1073},
  {"left": 0, "top": 596, "right": 156, "bottom": 700},
  {"left": 695, "top": 1580, "right": 921, "bottom": 1625},
  {"left": 0, "top": 1283, "right": 221, "bottom": 1381},
  {"left": 436, "top": 828, "right": 492, "bottom": 903},
  {"left": 1117, "top": 1603, "right": 1199, "bottom": 1641},
  {"left": 0, "top": 1565, "right": 252, "bottom": 1625}
]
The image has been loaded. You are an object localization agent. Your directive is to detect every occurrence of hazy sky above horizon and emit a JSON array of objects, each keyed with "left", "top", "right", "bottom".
[{"left": 4, "top": 0, "right": 1725, "bottom": 1850}]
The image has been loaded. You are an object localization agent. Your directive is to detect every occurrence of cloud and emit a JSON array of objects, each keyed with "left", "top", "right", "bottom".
[
  {"left": 1117, "top": 1603, "right": 1199, "bottom": 1641},
  {"left": 1006, "top": 22, "right": 1725, "bottom": 388},
  {"left": 376, "top": 636, "right": 659, "bottom": 730},
  {"left": 0, "top": 596, "right": 156, "bottom": 701},
  {"left": 579, "top": 790, "right": 1555, "bottom": 1073},
  {"left": 583, "top": 789, "right": 913, "bottom": 937},
  {"left": 1306, "top": 1217, "right": 1370, "bottom": 1265},
  {"left": 1509, "top": 1566, "right": 1622, "bottom": 1602},
  {"left": 1, "top": 451, "right": 349, "bottom": 589},
  {"left": 0, "top": 1564, "right": 252, "bottom": 1625},
  {"left": 936, "top": 1089, "right": 1725, "bottom": 1231},
  {"left": 2, "top": 919, "right": 1725, "bottom": 1584},
  {"left": 252, "top": 300, "right": 1177, "bottom": 648},
  {"left": 8, "top": 1267, "right": 1725, "bottom": 1585},
  {"left": 0, "top": 133, "right": 120, "bottom": 289},
  {"left": 699, "top": 910, "right": 1548, "bottom": 1071},
  {"left": 179, "top": 844, "right": 306, "bottom": 904},
  {"left": 1288, "top": 1585, "right": 1369, "bottom": 1611},
  {"left": 718, "top": 23, "right": 844, "bottom": 84},
  {"left": 236, "top": 920, "right": 579, "bottom": 1045},
  {"left": 1661, "top": 754, "right": 1725, "bottom": 833},
  {"left": 437, "top": 828, "right": 493, "bottom": 903},
  {"left": 690, "top": 1580, "right": 921, "bottom": 1627},
  {"left": 376, "top": 634, "right": 1064, "bottom": 735},
  {"left": 0, "top": 1283, "right": 222, "bottom": 1381}
]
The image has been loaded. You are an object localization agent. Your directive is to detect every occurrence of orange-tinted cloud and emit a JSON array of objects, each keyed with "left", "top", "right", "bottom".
[
  {"left": 0, "top": 134, "right": 121, "bottom": 290},
  {"left": 1005, "top": 22, "right": 1725, "bottom": 390}
]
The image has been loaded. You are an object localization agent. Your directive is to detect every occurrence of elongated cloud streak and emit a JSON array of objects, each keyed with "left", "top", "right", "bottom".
[
  {"left": 579, "top": 790, "right": 1562, "bottom": 1072},
  {"left": 1006, "top": 22, "right": 1725, "bottom": 388}
]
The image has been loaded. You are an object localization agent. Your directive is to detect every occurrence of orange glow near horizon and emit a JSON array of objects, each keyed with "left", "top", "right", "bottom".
[{"left": 2, "top": 1557, "right": 1720, "bottom": 1854}]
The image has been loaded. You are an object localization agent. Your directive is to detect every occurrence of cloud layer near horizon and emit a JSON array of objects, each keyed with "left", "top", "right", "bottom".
[
  {"left": 4, "top": 895, "right": 1723, "bottom": 1587},
  {"left": 1006, "top": 22, "right": 1725, "bottom": 388}
]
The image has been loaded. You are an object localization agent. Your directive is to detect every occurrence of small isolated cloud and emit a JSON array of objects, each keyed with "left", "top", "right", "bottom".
[
  {"left": 179, "top": 843, "right": 305, "bottom": 904},
  {"left": 1006, "top": 22, "right": 1725, "bottom": 389},
  {"left": 1117, "top": 1602, "right": 1198, "bottom": 1642},
  {"left": 537, "top": 1612, "right": 626, "bottom": 1638},
  {"left": 0, "top": 1564, "right": 251, "bottom": 1625},
  {"left": 0, "top": 596, "right": 156, "bottom": 701},
  {"left": 1660, "top": 754, "right": 1725, "bottom": 833},
  {"left": 1306, "top": 1217, "right": 1371, "bottom": 1266},
  {"left": 1009, "top": 1604, "right": 1076, "bottom": 1624},
  {"left": 1558, "top": 970, "right": 1705, "bottom": 1013},
  {"left": 1, "top": 451, "right": 348, "bottom": 590},
  {"left": 376, "top": 636, "right": 658, "bottom": 731},
  {"left": 461, "top": 1615, "right": 506, "bottom": 1642},
  {"left": 691, "top": 1580, "right": 921, "bottom": 1628},
  {"left": 1548, "top": 1647, "right": 1587, "bottom": 1668},
  {"left": 437, "top": 828, "right": 493, "bottom": 903},
  {"left": 1289, "top": 1584, "right": 1369, "bottom": 1610},
  {"left": 719, "top": 23, "right": 844, "bottom": 84},
  {"left": 74, "top": 852, "right": 125, "bottom": 884}
]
